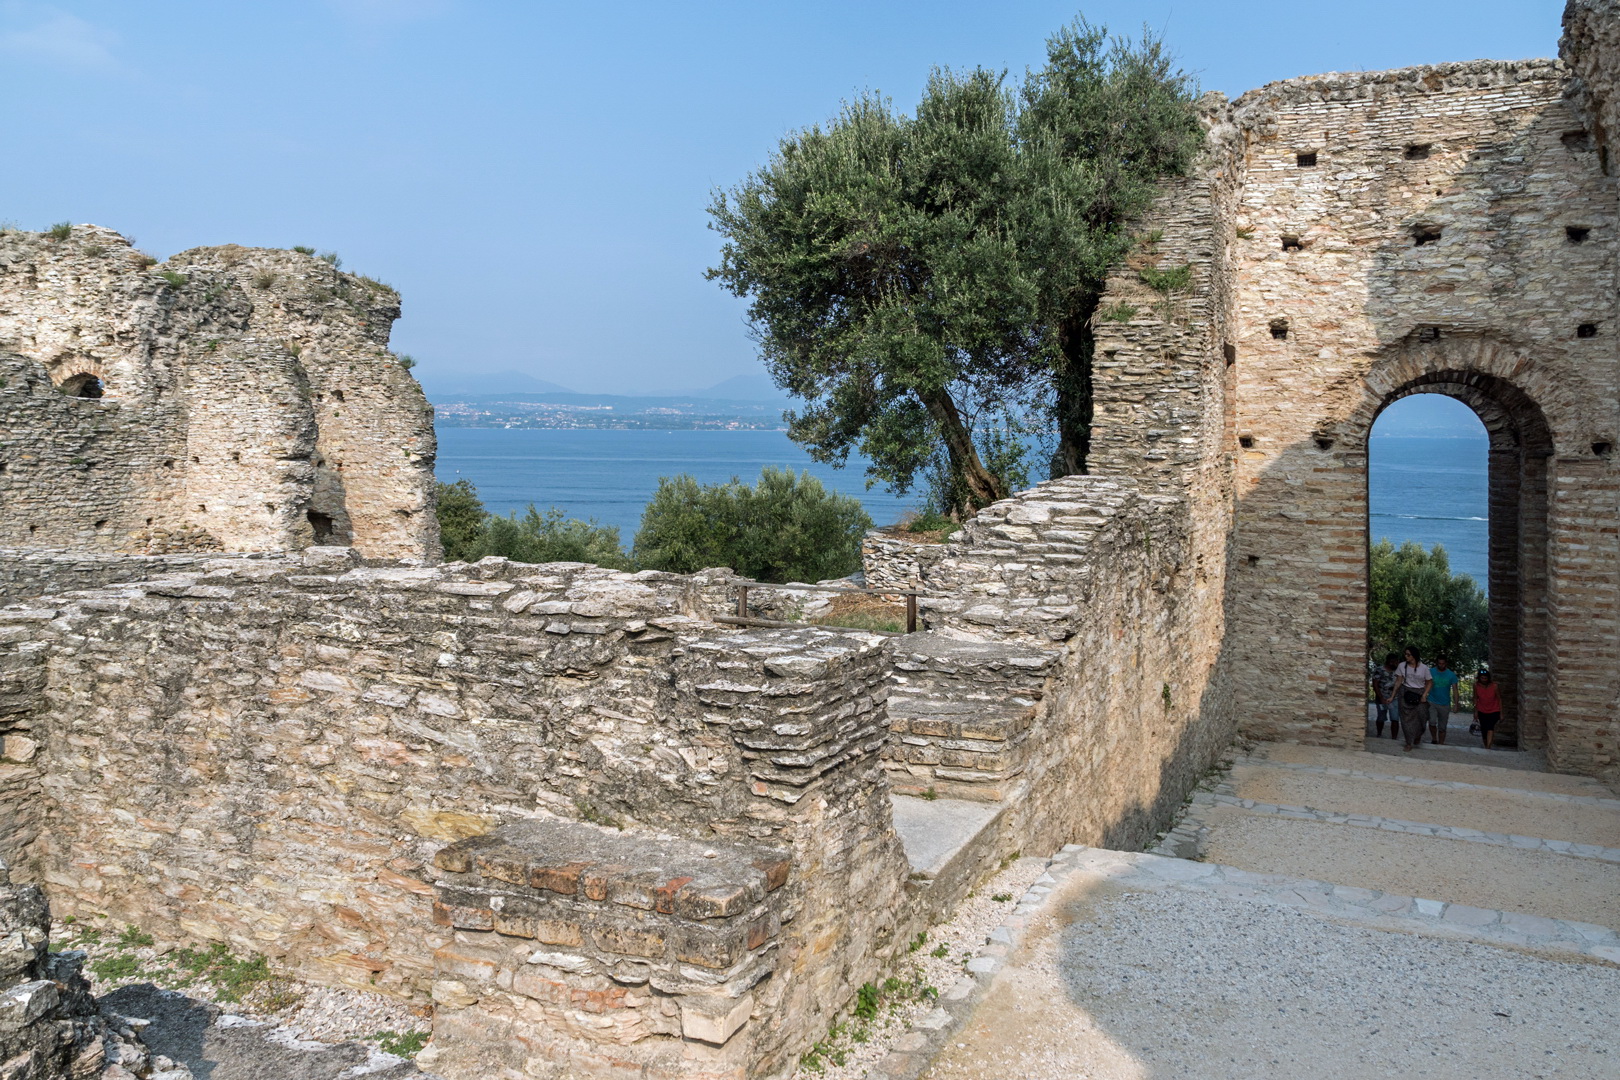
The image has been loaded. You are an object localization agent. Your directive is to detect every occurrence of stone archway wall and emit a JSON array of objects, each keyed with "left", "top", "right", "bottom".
[
  {"left": 1360, "top": 362, "right": 1556, "bottom": 749},
  {"left": 1222, "top": 58, "right": 1620, "bottom": 778}
]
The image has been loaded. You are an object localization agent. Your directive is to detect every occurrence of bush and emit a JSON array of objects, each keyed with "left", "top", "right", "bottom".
[
  {"left": 433, "top": 480, "right": 630, "bottom": 568},
  {"left": 435, "top": 480, "right": 489, "bottom": 562},
  {"left": 1368, "top": 539, "right": 1488, "bottom": 671},
  {"left": 47, "top": 222, "right": 72, "bottom": 241},
  {"left": 633, "top": 467, "right": 870, "bottom": 583}
]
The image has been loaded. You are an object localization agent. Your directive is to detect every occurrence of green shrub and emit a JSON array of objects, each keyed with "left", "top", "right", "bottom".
[
  {"left": 1138, "top": 263, "right": 1192, "bottom": 294},
  {"left": 633, "top": 467, "right": 870, "bottom": 583},
  {"left": 433, "top": 480, "right": 631, "bottom": 568},
  {"left": 292, "top": 245, "right": 316, "bottom": 255},
  {"left": 396, "top": 353, "right": 417, "bottom": 370},
  {"left": 47, "top": 222, "right": 72, "bottom": 241},
  {"left": 318, "top": 251, "right": 342, "bottom": 269},
  {"left": 434, "top": 480, "right": 489, "bottom": 562},
  {"left": 158, "top": 270, "right": 187, "bottom": 288}
]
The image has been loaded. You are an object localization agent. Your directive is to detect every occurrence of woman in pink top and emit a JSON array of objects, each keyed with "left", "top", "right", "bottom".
[{"left": 1473, "top": 669, "right": 1502, "bottom": 749}]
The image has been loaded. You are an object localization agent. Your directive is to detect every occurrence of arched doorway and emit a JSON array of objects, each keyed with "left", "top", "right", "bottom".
[{"left": 1361, "top": 368, "right": 1554, "bottom": 749}]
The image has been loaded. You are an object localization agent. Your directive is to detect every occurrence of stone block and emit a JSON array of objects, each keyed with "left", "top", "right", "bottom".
[{"left": 679, "top": 992, "right": 754, "bottom": 1046}]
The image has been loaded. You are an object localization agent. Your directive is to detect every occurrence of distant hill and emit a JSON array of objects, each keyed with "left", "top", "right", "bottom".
[
  {"left": 418, "top": 369, "right": 576, "bottom": 400},
  {"left": 696, "top": 373, "right": 789, "bottom": 402}
]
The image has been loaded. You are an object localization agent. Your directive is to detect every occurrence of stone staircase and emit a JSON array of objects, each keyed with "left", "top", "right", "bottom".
[
  {"left": 883, "top": 633, "right": 1060, "bottom": 922},
  {"left": 884, "top": 634, "right": 1058, "bottom": 802}
]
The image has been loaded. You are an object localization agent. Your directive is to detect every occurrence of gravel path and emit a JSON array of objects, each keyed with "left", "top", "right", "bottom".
[{"left": 925, "top": 881, "right": 1620, "bottom": 1080}]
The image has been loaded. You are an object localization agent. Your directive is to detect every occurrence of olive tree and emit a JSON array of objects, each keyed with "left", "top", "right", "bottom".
[{"left": 707, "top": 19, "right": 1202, "bottom": 517}]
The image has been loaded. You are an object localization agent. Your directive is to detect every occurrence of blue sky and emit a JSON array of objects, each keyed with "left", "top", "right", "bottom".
[{"left": 2, "top": 1, "right": 1562, "bottom": 395}]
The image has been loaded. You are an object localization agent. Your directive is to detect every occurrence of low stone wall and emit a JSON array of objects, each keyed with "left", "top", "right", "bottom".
[
  {"left": 1, "top": 550, "right": 910, "bottom": 1078},
  {"left": 860, "top": 530, "right": 945, "bottom": 592},
  {"left": 429, "top": 822, "right": 793, "bottom": 1078},
  {"left": 919, "top": 478, "right": 1234, "bottom": 854},
  {"left": 884, "top": 636, "right": 1058, "bottom": 802},
  {"left": 0, "top": 549, "right": 262, "bottom": 607}
]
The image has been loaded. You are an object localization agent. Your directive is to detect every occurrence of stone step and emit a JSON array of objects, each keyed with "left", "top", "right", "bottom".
[
  {"left": 1258, "top": 741, "right": 1615, "bottom": 799},
  {"left": 1226, "top": 763, "right": 1620, "bottom": 848},
  {"left": 889, "top": 793, "right": 1006, "bottom": 924}
]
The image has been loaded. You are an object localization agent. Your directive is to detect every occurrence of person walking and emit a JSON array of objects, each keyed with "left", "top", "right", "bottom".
[
  {"left": 1371, "top": 652, "right": 1400, "bottom": 739},
  {"left": 1427, "top": 656, "right": 1459, "bottom": 745},
  {"left": 1473, "top": 669, "right": 1502, "bottom": 749},
  {"left": 1394, "top": 646, "right": 1431, "bottom": 752}
]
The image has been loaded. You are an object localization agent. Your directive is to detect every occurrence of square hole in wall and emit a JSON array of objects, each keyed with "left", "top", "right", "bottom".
[
  {"left": 1578, "top": 322, "right": 1599, "bottom": 338},
  {"left": 1239, "top": 436, "right": 1255, "bottom": 449},
  {"left": 1296, "top": 151, "right": 1317, "bottom": 167},
  {"left": 1415, "top": 326, "right": 1442, "bottom": 342},
  {"left": 1281, "top": 235, "right": 1304, "bottom": 251},
  {"left": 1405, "top": 143, "right": 1432, "bottom": 160},
  {"left": 1413, "top": 225, "right": 1443, "bottom": 246},
  {"left": 1247, "top": 554, "right": 1260, "bottom": 565},
  {"left": 1592, "top": 442, "right": 1612, "bottom": 457},
  {"left": 1315, "top": 436, "right": 1335, "bottom": 451},
  {"left": 1268, "top": 318, "right": 1290, "bottom": 340},
  {"left": 1563, "top": 130, "right": 1592, "bottom": 151},
  {"left": 1567, "top": 226, "right": 1591, "bottom": 244},
  {"left": 1223, "top": 343, "right": 1237, "bottom": 365}
]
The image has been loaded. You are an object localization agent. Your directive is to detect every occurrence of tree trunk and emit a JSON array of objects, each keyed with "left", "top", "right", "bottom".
[
  {"left": 921, "top": 390, "right": 1005, "bottom": 513},
  {"left": 1051, "top": 317, "right": 1093, "bottom": 478}
]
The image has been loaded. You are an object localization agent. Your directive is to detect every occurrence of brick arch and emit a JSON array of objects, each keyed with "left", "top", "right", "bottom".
[
  {"left": 1332, "top": 333, "right": 1566, "bottom": 455},
  {"left": 44, "top": 355, "right": 113, "bottom": 398},
  {"left": 1348, "top": 339, "right": 1557, "bottom": 748}
]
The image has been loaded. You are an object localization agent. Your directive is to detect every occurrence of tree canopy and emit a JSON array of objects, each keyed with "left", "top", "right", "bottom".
[
  {"left": 1368, "top": 539, "right": 1489, "bottom": 672},
  {"left": 434, "top": 480, "right": 631, "bottom": 569},
  {"left": 434, "top": 471, "right": 871, "bottom": 584},
  {"left": 706, "top": 19, "right": 1203, "bottom": 517},
  {"left": 633, "top": 467, "right": 870, "bottom": 583}
]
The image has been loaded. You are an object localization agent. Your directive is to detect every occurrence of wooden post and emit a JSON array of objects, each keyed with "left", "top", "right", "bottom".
[
  {"left": 736, "top": 585, "right": 749, "bottom": 620},
  {"left": 905, "top": 593, "right": 917, "bottom": 634}
]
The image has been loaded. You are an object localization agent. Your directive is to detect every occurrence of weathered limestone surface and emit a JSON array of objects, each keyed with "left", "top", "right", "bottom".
[
  {"left": 0, "top": 859, "right": 173, "bottom": 1079},
  {"left": 0, "top": 550, "right": 909, "bottom": 1078},
  {"left": 0, "top": 226, "right": 436, "bottom": 559},
  {"left": 860, "top": 530, "right": 944, "bottom": 592},
  {"left": 883, "top": 636, "right": 1057, "bottom": 802}
]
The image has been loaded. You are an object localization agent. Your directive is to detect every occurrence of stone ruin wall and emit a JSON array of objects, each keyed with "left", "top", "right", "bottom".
[
  {"left": 902, "top": 104, "right": 1244, "bottom": 855},
  {"left": 1218, "top": 56, "right": 1620, "bottom": 777},
  {"left": 0, "top": 550, "right": 911, "bottom": 1078},
  {"left": 0, "top": 225, "right": 436, "bottom": 560}
]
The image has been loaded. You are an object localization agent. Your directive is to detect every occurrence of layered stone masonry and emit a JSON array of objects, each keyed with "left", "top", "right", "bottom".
[
  {"left": 0, "top": 226, "right": 436, "bottom": 559},
  {"left": 0, "top": 549, "right": 912, "bottom": 1078},
  {"left": 1218, "top": 54, "right": 1620, "bottom": 775},
  {"left": 860, "top": 530, "right": 946, "bottom": 593},
  {"left": 0, "top": 859, "right": 178, "bottom": 1079},
  {"left": 428, "top": 822, "right": 790, "bottom": 1075},
  {"left": 883, "top": 636, "right": 1057, "bottom": 802}
]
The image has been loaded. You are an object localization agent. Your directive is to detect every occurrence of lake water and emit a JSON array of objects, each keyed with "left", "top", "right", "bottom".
[
  {"left": 1369, "top": 434, "right": 1489, "bottom": 586},
  {"left": 434, "top": 428, "right": 921, "bottom": 540},
  {"left": 433, "top": 428, "right": 1490, "bottom": 585}
]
